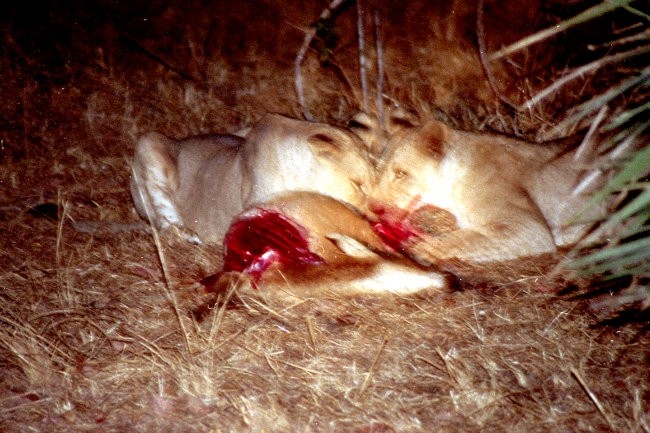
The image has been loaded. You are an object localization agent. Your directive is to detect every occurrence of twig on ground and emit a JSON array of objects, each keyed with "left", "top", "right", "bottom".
[
  {"left": 294, "top": 0, "right": 346, "bottom": 121},
  {"left": 306, "top": 316, "right": 318, "bottom": 355},
  {"left": 374, "top": 11, "right": 385, "bottom": 129},
  {"left": 357, "top": 0, "right": 368, "bottom": 112},
  {"left": 122, "top": 36, "right": 204, "bottom": 88},
  {"left": 476, "top": 0, "right": 517, "bottom": 111}
]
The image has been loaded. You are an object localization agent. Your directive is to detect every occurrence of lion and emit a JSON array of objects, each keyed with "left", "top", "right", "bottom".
[
  {"left": 368, "top": 118, "right": 604, "bottom": 264},
  {"left": 130, "top": 113, "right": 374, "bottom": 244}
]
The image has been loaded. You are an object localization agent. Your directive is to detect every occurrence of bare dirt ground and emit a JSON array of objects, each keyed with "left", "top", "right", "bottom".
[{"left": 1, "top": 1, "right": 647, "bottom": 432}]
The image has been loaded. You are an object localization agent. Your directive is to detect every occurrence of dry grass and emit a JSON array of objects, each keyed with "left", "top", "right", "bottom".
[{"left": 0, "top": 1, "right": 647, "bottom": 432}]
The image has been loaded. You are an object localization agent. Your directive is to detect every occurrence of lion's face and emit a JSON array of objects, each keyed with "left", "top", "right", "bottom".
[
  {"left": 305, "top": 130, "right": 375, "bottom": 212},
  {"left": 370, "top": 120, "right": 453, "bottom": 218},
  {"left": 244, "top": 115, "right": 377, "bottom": 214}
]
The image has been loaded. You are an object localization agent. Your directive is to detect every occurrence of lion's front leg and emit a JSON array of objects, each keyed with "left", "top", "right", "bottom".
[{"left": 405, "top": 217, "right": 557, "bottom": 264}]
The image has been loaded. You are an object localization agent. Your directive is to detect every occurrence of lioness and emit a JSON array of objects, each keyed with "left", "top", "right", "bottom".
[
  {"left": 130, "top": 114, "right": 373, "bottom": 244},
  {"left": 202, "top": 191, "right": 449, "bottom": 298},
  {"left": 369, "top": 119, "right": 603, "bottom": 263}
]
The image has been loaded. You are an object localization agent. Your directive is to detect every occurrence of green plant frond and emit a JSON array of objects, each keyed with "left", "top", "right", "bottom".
[
  {"left": 490, "top": 0, "right": 636, "bottom": 60},
  {"left": 621, "top": 4, "right": 650, "bottom": 19},
  {"left": 569, "top": 236, "right": 650, "bottom": 272},
  {"left": 598, "top": 187, "right": 650, "bottom": 234},
  {"left": 615, "top": 223, "right": 650, "bottom": 241},
  {"left": 584, "top": 143, "right": 650, "bottom": 209},
  {"left": 627, "top": 181, "right": 650, "bottom": 189},
  {"left": 605, "top": 121, "right": 648, "bottom": 154},
  {"left": 596, "top": 265, "right": 650, "bottom": 281},
  {"left": 581, "top": 259, "right": 649, "bottom": 279},
  {"left": 603, "top": 101, "right": 650, "bottom": 131},
  {"left": 613, "top": 265, "right": 650, "bottom": 279},
  {"left": 556, "top": 67, "right": 650, "bottom": 132}
]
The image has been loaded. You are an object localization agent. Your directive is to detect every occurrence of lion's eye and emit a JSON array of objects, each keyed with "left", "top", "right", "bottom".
[
  {"left": 351, "top": 179, "right": 366, "bottom": 193},
  {"left": 394, "top": 169, "right": 408, "bottom": 180}
]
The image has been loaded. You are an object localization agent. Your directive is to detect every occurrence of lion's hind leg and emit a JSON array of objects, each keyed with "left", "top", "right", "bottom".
[{"left": 130, "top": 132, "right": 182, "bottom": 230}]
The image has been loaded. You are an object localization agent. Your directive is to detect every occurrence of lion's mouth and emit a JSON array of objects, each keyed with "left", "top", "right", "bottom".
[
  {"left": 369, "top": 199, "right": 459, "bottom": 252},
  {"left": 369, "top": 204, "right": 420, "bottom": 253}
]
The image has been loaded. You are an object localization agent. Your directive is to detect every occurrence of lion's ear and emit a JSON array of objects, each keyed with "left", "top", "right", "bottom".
[
  {"left": 386, "top": 107, "right": 420, "bottom": 133},
  {"left": 307, "top": 131, "right": 345, "bottom": 159},
  {"left": 419, "top": 120, "right": 449, "bottom": 159}
]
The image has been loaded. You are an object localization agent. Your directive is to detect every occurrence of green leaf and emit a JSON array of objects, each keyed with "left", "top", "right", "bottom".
[
  {"left": 586, "top": 144, "right": 650, "bottom": 209},
  {"left": 569, "top": 236, "right": 650, "bottom": 277},
  {"left": 604, "top": 102, "right": 650, "bottom": 131},
  {"left": 599, "top": 188, "right": 650, "bottom": 234}
]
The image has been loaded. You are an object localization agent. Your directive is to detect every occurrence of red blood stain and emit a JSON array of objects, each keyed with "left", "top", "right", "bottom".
[
  {"left": 220, "top": 209, "right": 325, "bottom": 285},
  {"left": 370, "top": 204, "right": 419, "bottom": 252}
]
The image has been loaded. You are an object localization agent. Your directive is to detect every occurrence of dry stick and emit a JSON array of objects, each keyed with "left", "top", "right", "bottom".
[
  {"left": 570, "top": 367, "right": 617, "bottom": 431},
  {"left": 357, "top": 0, "right": 369, "bottom": 112},
  {"left": 130, "top": 168, "right": 192, "bottom": 356},
  {"left": 590, "top": 27, "right": 650, "bottom": 50},
  {"left": 122, "top": 36, "right": 203, "bottom": 88},
  {"left": 69, "top": 220, "right": 151, "bottom": 235},
  {"left": 55, "top": 191, "right": 68, "bottom": 304},
  {"left": 476, "top": 0, "right": 517, "bottom": 111},
  {"left": 294, "top": 0, "right": 346, "bottom": 121},
  {"left": 374, "top": 11, "right": 385, "bottom": 129}
]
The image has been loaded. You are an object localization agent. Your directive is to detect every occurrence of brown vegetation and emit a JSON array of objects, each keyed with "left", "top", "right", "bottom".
[{"left": 0, "top": 1, "right": 647, "bottom": 432}]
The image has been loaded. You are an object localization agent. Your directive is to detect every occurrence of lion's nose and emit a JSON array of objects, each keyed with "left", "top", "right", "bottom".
[{"left": 368, "top": 201, "right": 387, "bottom": 218}]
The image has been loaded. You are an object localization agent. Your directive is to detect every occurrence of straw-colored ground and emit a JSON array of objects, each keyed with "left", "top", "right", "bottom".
[{"left": 1, "top": 1, "right": 647, "bottom": 432}]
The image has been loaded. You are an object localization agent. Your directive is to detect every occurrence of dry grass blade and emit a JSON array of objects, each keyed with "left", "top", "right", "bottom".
[
  {"left": 294, "top": 0, "right": 346, "bottom": 120},
  {"left": 305, "top": 316, "right": 318, "bottom": 355},
  {"left": 570, "top": 367, "right": 617, "bottom": 431},
  {"left": 357, "top": 337, "right": 388, "bottom": 397},
  {"left": 130, "top": 167, "right": 192, "bottom": 355}
]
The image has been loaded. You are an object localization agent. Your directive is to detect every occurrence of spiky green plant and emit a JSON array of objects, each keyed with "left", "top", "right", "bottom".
[
  {"left": 566, "top": 127, "right": 649, "bottom": 317},
  {"left": 496, "top": 1, "right": 649, "bottom": 315}
]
